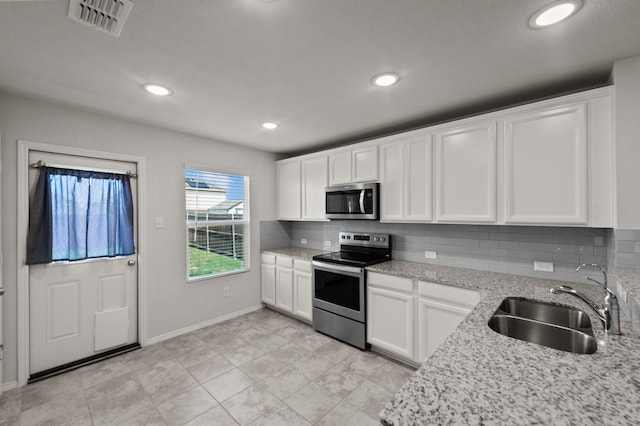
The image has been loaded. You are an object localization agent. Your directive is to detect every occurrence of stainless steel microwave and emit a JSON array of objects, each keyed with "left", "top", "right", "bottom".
[{"left": 325, "top": 183, "right": 379, "bottom": 220}]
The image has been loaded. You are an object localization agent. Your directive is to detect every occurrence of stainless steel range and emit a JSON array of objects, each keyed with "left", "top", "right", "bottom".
[{"left": 311, "top": 231, "right": 391, "bottom": 350}]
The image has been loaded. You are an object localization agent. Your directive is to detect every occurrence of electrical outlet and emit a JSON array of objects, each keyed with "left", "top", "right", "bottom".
[
  {"left": 534, "top": 261, "right": 554, "bottom": 272},
  {"left": 301, "top": 238, "right": 308, "bottom": 245},
  {"left": 223, "top": 287, "right": 230, "bottom": 298},
  {"left": 324, "top": 240, "right": 332, "bottom": 248},
  {"left": 424, "top": 251, "right": 437, "bottom": 259}
]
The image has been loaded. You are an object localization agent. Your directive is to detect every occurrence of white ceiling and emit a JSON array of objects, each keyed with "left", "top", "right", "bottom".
[{"left": 1, "top": 0, "right": 640, "bottom": 155}]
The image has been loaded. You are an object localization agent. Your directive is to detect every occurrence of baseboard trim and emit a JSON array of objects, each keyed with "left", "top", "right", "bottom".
[
  {"left": 144, "top": 304, "right": 263, "bottom": 346},
  {"left": 2, "top": 380, "right": 18, "bottom": 393}
]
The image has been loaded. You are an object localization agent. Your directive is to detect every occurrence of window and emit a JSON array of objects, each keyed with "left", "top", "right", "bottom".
[{"left": 185, "top": 167, "right": 249, "bottom": 280}]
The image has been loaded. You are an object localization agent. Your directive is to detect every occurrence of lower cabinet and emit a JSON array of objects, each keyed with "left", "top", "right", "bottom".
[
  {"left": 293, "top": 259, "right": 313, "bottom": 322},
  {"left": 417, "top": 281, "right": 482, "bottom": 362},
  {"left": 261, "top": 254, "right": 276, "bottom": 306},
  {"left": 367, "top": 271, "right": 483, "bottom": 363},
  {"left": 367, "top": 273, "right": 415, "bottom": 360},
  {"left": 261, "top": 253, "right": 313, "bottom": 323}
]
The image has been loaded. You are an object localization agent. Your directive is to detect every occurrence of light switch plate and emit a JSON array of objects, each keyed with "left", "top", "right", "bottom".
[
  {"left": 425, "top": 251, "right": 437, "bottom": 259},
  {"left": 324, "top": 240, "right": 332, "bottom": 248},
  {"left": 534, "top": 261, "right": 554, "bottom": 272},
  {"left": 301, "top": 238, "right": 308, "bottom": 245},
  {"left": 155, "top": 217, "right": 164, "bottom": 229}
]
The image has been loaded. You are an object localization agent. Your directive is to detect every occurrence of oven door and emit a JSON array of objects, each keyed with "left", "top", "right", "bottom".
[{"left": 312, "top": 261, "right": 365, "bottom": 323}]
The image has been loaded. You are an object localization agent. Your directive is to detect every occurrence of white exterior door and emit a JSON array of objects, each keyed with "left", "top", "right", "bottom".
[{"left": 28, "top": 151, "right": 138, "bottom": 375}]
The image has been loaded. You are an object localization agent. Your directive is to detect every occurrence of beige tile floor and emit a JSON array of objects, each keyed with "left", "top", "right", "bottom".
[{"left": 0, "top": 308, "right": 416, "bottom": 425}]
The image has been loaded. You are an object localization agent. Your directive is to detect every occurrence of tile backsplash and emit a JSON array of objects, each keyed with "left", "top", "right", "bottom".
[{"left": 283, "top": 221, "right": 609, "bottom": 284}]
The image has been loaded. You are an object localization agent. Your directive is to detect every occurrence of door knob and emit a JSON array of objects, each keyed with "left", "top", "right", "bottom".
[{"left": 127, "top": 260, "right": 136, "bottom": 266}]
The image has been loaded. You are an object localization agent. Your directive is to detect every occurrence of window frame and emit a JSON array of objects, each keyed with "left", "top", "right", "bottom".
[{"left": 184, "top": 164, "right": 250, "bottom": 282}]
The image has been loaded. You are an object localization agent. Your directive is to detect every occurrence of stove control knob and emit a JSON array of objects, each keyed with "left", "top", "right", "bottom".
[
  {"left": 373, "top": 237, "right": 379, "bottom": 242},
  {"left": 380, "top": 237, "right": 386, "bottom": 242}
]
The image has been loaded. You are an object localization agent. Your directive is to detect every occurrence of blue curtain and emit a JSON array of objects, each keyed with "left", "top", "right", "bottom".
[{"left": 27, "top": 167, "right": 135, "bottom": 265}]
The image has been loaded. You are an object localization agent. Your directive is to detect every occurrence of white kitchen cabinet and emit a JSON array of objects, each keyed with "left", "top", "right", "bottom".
[
  {"left": 277, "top": 155, "right": 328, "bottom": 221},
  {"left": 417, "top": 281, "right": 482, "bottom": 362},
  {"left": 379, "top": 131, "right": 433, "bottom": 222},
  {"left": 367, "top": 272, "right": 415, "bottom": 360},
  {"left": 329, "top": 145, "right": 378, "bottom": 185},
  {"left": 275, "top": 256, "right": 294, "bottom": 313},
  {"left": 293, "top": 259, "right": 313, "bottom": 322},
  {"left": 435, "top": 121, "right": 497, "bottom": 223},
  {"left": 261, "top": 254, "right": 276, "bottom": 306},
  {"left": 275, "top": 86, "right": 612, "bottom": 227},
  {"left": 301, "top": 156, "right": 328, "bottom": 220},
  {"left": 261, "top": 253, "right": 313, "bottom": 322},
  {"left": 504, "top": 103, "right": 588, "bottom": 225},
  {"left": 277, "top": 161, "right": 301, "bottom": 220}
]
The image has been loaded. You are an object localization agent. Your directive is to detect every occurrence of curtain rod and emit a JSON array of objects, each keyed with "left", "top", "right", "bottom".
[{"left": 30, "top": 160, "right": 138, "bottom": 178}]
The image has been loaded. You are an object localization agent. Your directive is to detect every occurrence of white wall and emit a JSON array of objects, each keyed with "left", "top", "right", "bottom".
[
  {"left": 613, "top": 55, "right": 640, "bottom": 229},
  {"left": 0, "top": 93, "right": 277, "bottom": 385}
]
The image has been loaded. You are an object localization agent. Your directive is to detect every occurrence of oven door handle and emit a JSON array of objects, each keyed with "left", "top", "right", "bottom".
[{"left": 312, "top": 261, "right": 363, "bottom": 275}]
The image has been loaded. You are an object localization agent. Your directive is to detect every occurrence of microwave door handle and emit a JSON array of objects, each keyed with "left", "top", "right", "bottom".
[{"left": 359, "top": 190, "right": 365, "bottom": 213}]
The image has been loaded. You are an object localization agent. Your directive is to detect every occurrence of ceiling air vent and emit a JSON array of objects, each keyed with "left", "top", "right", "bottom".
[{"left": 67, "top": 0, "right": 133, "bottom": 37}]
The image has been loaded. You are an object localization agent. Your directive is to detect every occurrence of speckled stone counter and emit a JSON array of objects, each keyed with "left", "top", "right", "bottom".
[
  {"left": 261, "top": 247, "right": 328, "bottom": 261},
  {"left": 371, "top": 261, "right": 640, "bottom": 425}
]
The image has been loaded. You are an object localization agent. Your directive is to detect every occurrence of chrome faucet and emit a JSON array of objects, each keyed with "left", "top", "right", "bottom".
[{"left": 549, "top": 264, "right": 621, "bottom": 335}]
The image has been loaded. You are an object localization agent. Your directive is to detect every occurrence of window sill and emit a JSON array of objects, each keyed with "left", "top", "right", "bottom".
[{"left": 187, "top": 268, "right": 250, "bottom": 283}]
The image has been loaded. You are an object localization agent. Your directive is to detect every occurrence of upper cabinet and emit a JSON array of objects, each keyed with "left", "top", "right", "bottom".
[
  {"left": 435, "top": 121, "right": 498, "bottom": 223},
  {"left": 277, "top": 160, "right": 301, "bottom": 220},
  {"left": 380, "top": 130, "right": 433, "bottom": 222},
  {"left": 301, "top": 156, "right": 328, "bottom": 220},
  {"left": 276, "top": 87, "right": 613, "bottom": 227},
  {"left": 504, "top": 103, "right": 587, "bottom": 225},
  {"left": 277, "top": 155, "right": 328, "bottom": 221},
  {"left": 329, "top": 144, "right": 378, "bottom": 185}
]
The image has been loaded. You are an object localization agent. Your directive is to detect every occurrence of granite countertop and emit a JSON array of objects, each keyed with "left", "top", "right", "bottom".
[
  {"left": 371, "top": 261, "right": 640, "bottom": 425},
  {"left": 261, "top": 246, "right": 328, "bottom": 261}
]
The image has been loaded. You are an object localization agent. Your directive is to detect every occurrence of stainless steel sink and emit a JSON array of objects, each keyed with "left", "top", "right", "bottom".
[
  {"left": 496, "top": 297, "right": 592, "bottom": 329},
  {"left": 488, "top": 297, "right": 597, "bottom": 354}
]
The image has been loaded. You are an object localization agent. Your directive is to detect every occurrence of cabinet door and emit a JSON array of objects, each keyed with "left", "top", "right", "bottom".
[
  {"left": 328, "top": 151, "right": 352, "bottom": 186},
  {"left": 352, "top": 145, "right": 378, "bottom": 182},
  {"left": 405, "top": 134, "right": 433, "bottom": 221},
  {"left": 261, "top": 263, "right": 276, "bottom": 306},
  {"left": 367, "top": 286, "right": 414, "bottom": 360},
  {"left": 418, "top": 298, "right": 470, "bottom": 362},
  {"left": 275, "top": 267, "right": 294, "bottom": 313},
  {"left": 379, "top": 139, "right": 404, "bottom": 221},
  {"left": 293, "top": 271, "right": 313, "bottom": 322},
  {"left": 436, "top": 122, "right": 497, "bottom": 223},
  {"left": 277, "top": 161, "right": 301, "bottom": 220},
  {"left": 301, "top": 156, "right": 328, "bottom": 220},
  {"left": 504, "top": 104, "right": 587, "bottom": 224}
]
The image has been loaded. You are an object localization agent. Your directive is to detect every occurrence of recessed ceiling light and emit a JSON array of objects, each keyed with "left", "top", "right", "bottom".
[
  {"left": 529, "top": 0, "right": 582, "bottom": 28},
  {"left": 372, "top": 72, "right": 400, "bottom": 87},
  {"left": 262, "top": 122, "right": 279, "bottom": 129},
  {"left": 143, "top": 83, "right": 172, "bottom": 96}
]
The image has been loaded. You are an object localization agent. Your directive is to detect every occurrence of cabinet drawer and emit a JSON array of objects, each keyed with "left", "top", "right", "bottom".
[
  {"left": 294, "top": 259, "right": 312, "bottom": 273},
  {"left": 261, "top": 254, "right": 276, "bottom": 265},
  {"left": 419, "top": 281, "right": 482, "bottom": 308},
  {"left": 276, "top": 256, "right": 293, "bottom": 268},
  {"left": 368, "top": 272, "right": 413, "bottom": 294}
]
